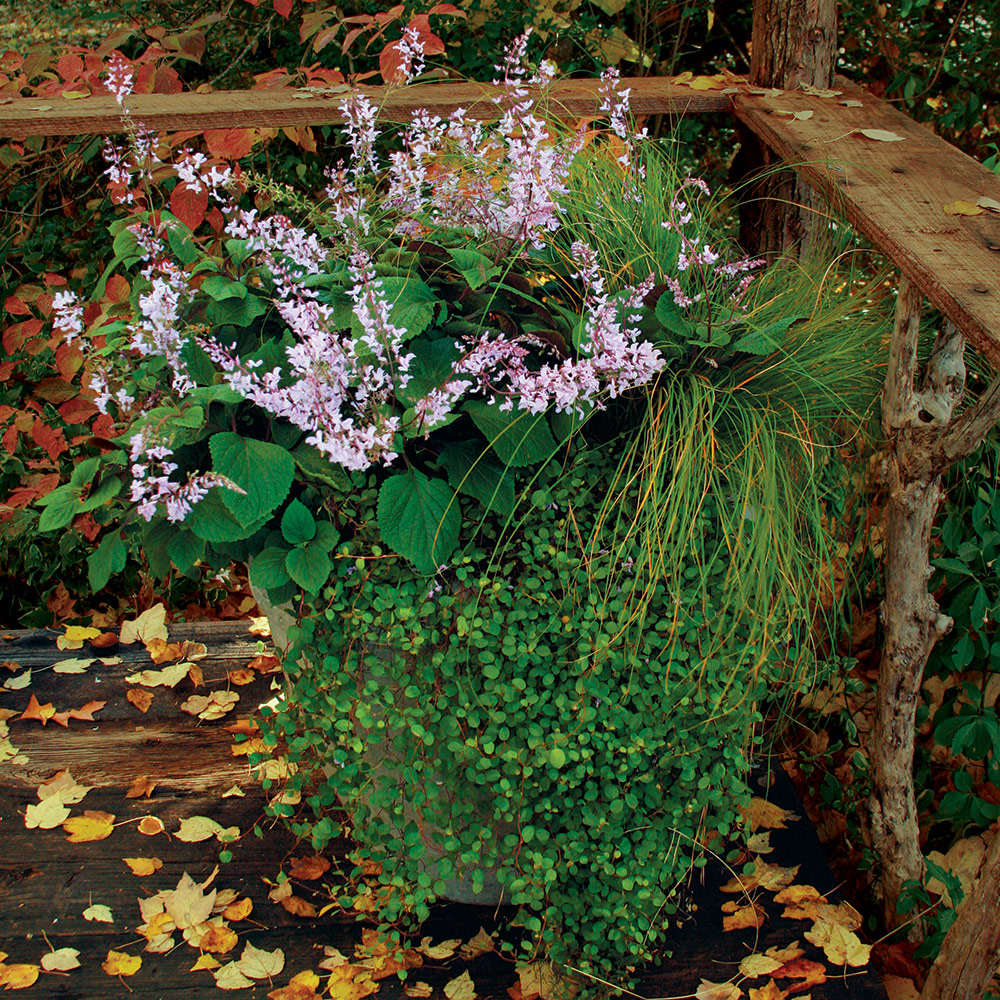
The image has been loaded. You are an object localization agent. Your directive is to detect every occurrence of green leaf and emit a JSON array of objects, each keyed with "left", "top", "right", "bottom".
[
  {"left": 206, "top": 294, "right": 268, "bottom": 328},
  {"left": 200, "top": 275, "right": 247, "bottom": 301},
  {"left": 397, "top": 338, "right": 462, "bottom": 407},
  {"left": 69, "top": 456, "right": 102, "bottom": 488},
  {"left": 731, "top": 316, "right": 803, "bottom": 355},
  {"left": 187, "top": 490, "right": 270, "bottom": 542},
  {"left": 447, "top": 248, "right": 502, "bottom": 290},
  {"left": 79, "top": 477, "right": 122, "bottom": 512},
  {"left": 250, "top": 546, "right": 292, "bottom": 590},
  {"left": 286, "top": 544, "right": 332, "bottom": 594},
  {"left": 654, "top": 291, "right": 694, "bottom": 338},
  {"left": 312, "top": 521, "right": 340, "bottom": 552},
  {"left": 88, "top": 530, "right": 128, "bottom": 592},
  {"left": 38, "top": 484, "right": 82, "bottom": 531},
  {"left": 437, "top": 440, "right": 515, "bottom": 516},
  {"left": 377, "top": 469, "right": 460, "bottom": 574},
  {"left": 465, "top": 400, "right": 557, "bottom": 467},
  {"left": 293, "top": 444, "right": 353, "bottom": 492},
  {"left": 166, "top": 530, "right": 206, "bottom": 574},
  {"left": 281, "top": 499, "right": 316, "bottom": 545},
  {"left": 376, "top": 275, "right": 437, "bottom": 339},
  {"left": 209, "top": 433, "right": 295, "bottom": 527}
]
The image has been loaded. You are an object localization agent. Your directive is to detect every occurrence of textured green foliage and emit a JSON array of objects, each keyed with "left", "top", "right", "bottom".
[
  {"left": 259, "top": 445, "right": 825, "bottom": 990},
  {"left": 465, "top": 401, "right": 559, "bottom": 468},
  {"left": 377, "top": 468, "right": 460, "bottom": 574},
  {"left": 209, "top": 433, "right": 295, "bottom": 527}
]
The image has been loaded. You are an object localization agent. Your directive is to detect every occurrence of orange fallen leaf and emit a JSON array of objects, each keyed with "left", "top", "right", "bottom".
[
  {"left": 249, "top": 654, "right": 282, "bottom": 674},
  {"left": 232, "top": 737, "right": 268, "bottom": 757},
  {"left": 721, "top": 900, "right": 766, "bottom": 932},
  {"left": 137, "top": 815, "right": 165, "bottom": 836},
  {"left": 17, "top": 694, "right": 56, "bottom": 726},
  {"left": 126, "top": 775, "right": 158, "bottom": 799},
  {"left": 771, "top": 957, "right": 827, "bottom": 986},
  {"left": 281, "top": 894, "right": 318, "bottom": 918},
  {"left": 227, "top": 719, "right": 260, "bottom": 735},
  {"left": 63, "top": 810, "right": 116, "bottom": 842},
  {"left": 199, "top": 923, "right": 239, "bottom": 954},
  {"left": 228, "top": 668, "right": 257, "bottom": 686},
  {"left": 744, "top": 798, "right": 798, "bottom": 831},
  {"left": 223, "top": 897, "right": 254, "bottom": 921},
  {"left": 124, "top": 857, "right": 163, "bottom": 876},
  {"left": 289, "top": 855, "right": 331, "bottom": 880},
  {"left": 102, "top": 950, "right": 142, "bottom": 976},
  {"left": 127, "top": 688, "right": 154, "bottom": 713},
  {"left": 747, "top": 982, "right": 783, "bottom": 1000},
  {"left": 65, "top": 699, "right": 106, "bottom": 722},
  {"left": 145, "top": 637, "right": 187, "bottom": 664},
  {"left": 0, "top": 964, "right": 40, "bottom": 989},
  {"left": 89, "top": 632, "right": 119, "bottom": 649}
]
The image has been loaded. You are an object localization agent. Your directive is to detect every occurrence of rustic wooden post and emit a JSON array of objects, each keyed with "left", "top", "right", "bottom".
[
  {"left": 919, "top": 826, "right": 1000, "bottom": 1000},
  {"left": 872, "top": 277, "right": 1000, "bottom": 934},
  {"left": 735, "top": 0, "right": 838, "bottom": 256}
]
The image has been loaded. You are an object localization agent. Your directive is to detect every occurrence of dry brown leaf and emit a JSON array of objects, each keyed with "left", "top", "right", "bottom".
[
  {"left": 127, "top": 688, "right": 154, "bottom": 713},
  {"left": 807, "top": 924, "right": 871, "bottom": 967},
  {"left": 281, "top": 894, "right": 318, "bottom": 918},
  {"left": 228, "top": 668, "right": 257, "bottom": 686},
  {"left": 249, "top": 653, "right": 282, "bottom": 674},
  {"left": 126, "top": 775, "right": 157, "bottom": 799},
  {"left": 102, "top": 950, "right": 142, "bottom": 976},
  {"left": 289, "top": 855, "right": 331, "bottom": 880},
  {"left": 89, "top": 632, "right": 119, "bottom": 649},
  {"left": 764, "top": 942, "right": 804, "bottom": 963},
  {"left": 404, "top": 983, "right": 434, "bottom": 998},
  {"left": 38, "top": 770, "right": 89, "bottom": 804},
  {"left": 124, "top": 856, "right": 163, "bottom": 876},
  {"left": 268, "top": 970, "right": 322, "bottom": 1000},
  {"left": 926, "top": 834, "right": 989, "bottom": 906},
  {"left": 773, "top": 884, "right": 826, "bottom": 905},
  {"left": 137, "top": 815, "right": 165, "bottom": 836},
  {"left": 63, "top": 810, "right": 115, "bottom": 842},
  {"left": 882, "top": 974, "right": 920, "bottom": 1000},
  {"left": 721, "top": 861, "right": 799, "bottom": 894}
]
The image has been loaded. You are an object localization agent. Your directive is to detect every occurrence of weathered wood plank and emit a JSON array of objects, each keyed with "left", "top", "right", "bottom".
[
  {"left": 0, "top": 77, "right": 731, "bottom": 138},
  {"left": 732, "top": 79, "right": 1000, "bottom": 366}
]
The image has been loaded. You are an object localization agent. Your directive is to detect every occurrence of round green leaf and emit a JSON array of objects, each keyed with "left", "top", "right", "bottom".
[
  {"left": 285, "top": 545, "right": 332, "bottom": 594},
  {"left": 377, "top": 469, "right": 460, "bottom": 574},
  {"left": 249, "top": 546, "right": 292, "bottom": 590}
]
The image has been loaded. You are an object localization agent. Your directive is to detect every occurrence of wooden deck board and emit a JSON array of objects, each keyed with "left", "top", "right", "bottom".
[
  {"left": 0, "top": 624, "right": 888, "bottom": 998},
  {"left": 0, "top": 78, "right": 729, "bottom": 139},
  {"left": 732, "top": 79, "right": 1000, "bottom": 366}
]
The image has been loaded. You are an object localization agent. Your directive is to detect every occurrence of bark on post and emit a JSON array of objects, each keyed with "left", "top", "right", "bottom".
[
  {"left": 872, "top": 279, "right": 1000, "bottom": 933},
  {"left": 919, "top": 828, "right": 1000, "bottom": 1000},
  {"left": 735, "top": 0, "right": 837, "bottom": 256},
  {"left": 871, "top": 278, "right": 962, "bottom": 927}
]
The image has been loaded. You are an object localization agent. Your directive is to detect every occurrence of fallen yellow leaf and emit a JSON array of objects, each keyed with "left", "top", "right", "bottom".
[
  {"left": 137, "top": 815, "right": 165, "bottom": 836},
  {"left": 63, "top": 810, "right": 116, "bottom": 843},
  {"left": 943, "top": 199, "right": 985, "bottom": 216},
  {"left": 192, "top": 953, "right": 222, "bottom": 972},
  {"left": 0, "top": 964, "right": 40, "bottom": 989},
  {"left": 224, "top": 897, "right": 254, "bottom": 921},
  {"left": 124, "top": 857, "right": 163, "bottom": 876},
  {"left": 126, "top": 775, "right": 158, "bottom": 799},
  {"left": 102, "top": 950, "right": 142, "bottom": 976}
]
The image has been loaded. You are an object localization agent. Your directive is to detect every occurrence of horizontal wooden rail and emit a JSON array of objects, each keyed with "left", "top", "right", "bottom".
[
  {"left": 732, "top": 79, "right": 1000, "bottom": 368},
  {"left": 2, "top": 74, "right": 997, "bottom": 364},
  {"left": 0, "top": 77, "right": 730, "bottom": 138}
]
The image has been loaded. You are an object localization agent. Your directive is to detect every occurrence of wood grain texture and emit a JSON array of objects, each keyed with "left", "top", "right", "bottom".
[
  {"left": 732, "top": 78, "right": 1000, "bottom": 365},
  {"left": 0, "top": 78, "right": 731, "bottom": 138},
  {"left": 0, "top": 625, "right": 889, "bottom": 998}
]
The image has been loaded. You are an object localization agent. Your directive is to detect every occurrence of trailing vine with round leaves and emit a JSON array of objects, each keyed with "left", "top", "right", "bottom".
[{"left": 256, "top": 443, "right": 783, "bottom": 989}]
